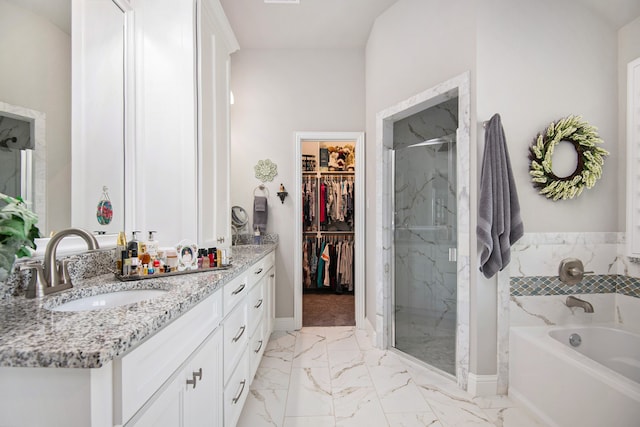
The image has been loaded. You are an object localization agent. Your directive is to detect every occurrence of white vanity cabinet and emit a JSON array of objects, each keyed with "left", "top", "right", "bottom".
[{"left": 0, "top": 248, "right": 276, "bottom": 427}]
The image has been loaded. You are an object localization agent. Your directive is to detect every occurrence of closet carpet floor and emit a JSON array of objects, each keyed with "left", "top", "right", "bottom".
[{"left": 303, "top": 293, "right": 355, "bottom": 327}]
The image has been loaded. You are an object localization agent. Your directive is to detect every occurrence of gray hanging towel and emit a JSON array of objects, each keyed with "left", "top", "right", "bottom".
[
  {"left": 477, "top": 113, "right": 523, "bottom": 279},
  {"left": 253, "top": 196, "right": 268, "bottom": 234}
]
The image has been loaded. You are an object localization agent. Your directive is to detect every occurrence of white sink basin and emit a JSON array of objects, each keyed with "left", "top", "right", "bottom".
[{"left": 50, "top": 289, "right": 168, "bottom": 312}]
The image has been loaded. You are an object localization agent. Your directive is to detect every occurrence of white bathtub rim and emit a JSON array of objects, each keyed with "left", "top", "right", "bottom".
[{"left": 510, "top": 323, "right": 640, "bottom": 401}]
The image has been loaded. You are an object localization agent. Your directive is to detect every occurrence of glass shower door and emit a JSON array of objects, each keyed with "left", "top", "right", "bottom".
[{"left": 392, "top": 134, "right": 457, "bottom": 375}]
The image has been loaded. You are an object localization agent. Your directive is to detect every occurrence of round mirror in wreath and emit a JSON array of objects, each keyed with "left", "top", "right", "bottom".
[{"left": 528, "top": 115, "right": 609, "bottom": 201}]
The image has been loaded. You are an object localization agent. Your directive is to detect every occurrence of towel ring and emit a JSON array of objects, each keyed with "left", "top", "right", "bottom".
[{"left": 253, "top": 184, "right": 269, "bottom": 198}]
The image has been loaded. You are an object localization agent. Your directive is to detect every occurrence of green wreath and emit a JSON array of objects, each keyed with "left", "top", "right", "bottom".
[{"left": 529, "top": 115, "right": 608, "bottom": 201}]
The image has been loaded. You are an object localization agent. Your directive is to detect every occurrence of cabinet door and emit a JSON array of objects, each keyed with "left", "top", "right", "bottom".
[
  {"left": 130, "top": 376, "right": 183, "bottom": 427},
  {"left": 184, "top": 327, "right": 223, "bottom": 427},
  {"left": 197, "top": 0, "right": 235, "bottom": 248}
]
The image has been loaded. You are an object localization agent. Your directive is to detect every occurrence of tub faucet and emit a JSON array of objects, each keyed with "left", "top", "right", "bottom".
[{"left": 565, "top": 296, "right": 594, "bottom": 313}]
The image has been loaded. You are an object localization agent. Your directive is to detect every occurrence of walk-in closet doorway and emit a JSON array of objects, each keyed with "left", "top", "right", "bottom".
[{"left": 294, "top": 132, "right": 365, "bottom": 329}]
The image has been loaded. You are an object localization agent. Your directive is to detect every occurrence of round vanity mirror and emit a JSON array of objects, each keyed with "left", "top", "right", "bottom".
[
  {"left": 231, "top": 206, "right": 249, "bottom": 245},
  {"left": 231, "top": 206, "right": 248, "bottom": 228}
]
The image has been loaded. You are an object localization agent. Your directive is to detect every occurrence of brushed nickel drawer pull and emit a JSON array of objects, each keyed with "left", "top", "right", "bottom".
[
  {"left": 254, "top": 268, "right": 263, "bottom": 275},
  {"left": 254, "top": 340, "right": 263, "bottom": 353},
  {"left": 254, "top": 299, "right": 263, "bottom": 309},
  {"left": 193, "top": 367, "right": 202, "bottom": 381},
  {"left": 232, "top": 283, "right": 245, "bottom": 295},
  {"left": 232, "top": 380, "right": 246, "bottom": 404},
  {"left": 232, "top": 325, "right": 246, "bottom": 342}
]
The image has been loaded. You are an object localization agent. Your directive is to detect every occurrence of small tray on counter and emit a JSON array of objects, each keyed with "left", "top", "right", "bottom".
[{"left": 114, "top": 264, "right": 232, "bottom": 282}]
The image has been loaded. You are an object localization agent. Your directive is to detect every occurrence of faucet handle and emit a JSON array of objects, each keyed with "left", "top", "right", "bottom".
[
  {"left": 57, "top": 258, "right": 73, "bottom": 286},
  {"left": 19, "top": 262, "right": 46, "bottom": 299}
]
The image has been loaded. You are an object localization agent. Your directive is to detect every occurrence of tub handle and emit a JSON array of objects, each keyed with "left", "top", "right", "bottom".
[{"left": 559, "top": 258, "right": 593, "bottom": 285}]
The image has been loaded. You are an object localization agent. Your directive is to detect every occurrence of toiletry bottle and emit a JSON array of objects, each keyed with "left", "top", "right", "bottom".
[
  {"left": 130, "top": 249, "right": 139, "bottom": 275},
  {"left": 208, "top": 248, "right": 215, "bottom": 267},
  {"left": 146, "top": 231, "right": 159, "bottom": 258},
  {"left": 216, "top": 248, "right": 222, "bottom": 267},
  {"left": 128, "top": 231, "right": 141, "bottom": 253},
  {"left": 253, "top": 227, "right": 261, "bottom": 245},
  {"left": 116, "top": 231, "right": 127, "bottom": 272},
  {"left": 201, "top": 249, "right": 210, "bottom": 268},
  {"left": 120, "top": 250, "right": 128, "bottom": 275}
]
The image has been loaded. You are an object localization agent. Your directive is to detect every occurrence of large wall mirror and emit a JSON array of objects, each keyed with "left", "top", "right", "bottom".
[{"left": 0, "top": 0, "right": 130, "bottom": 241}]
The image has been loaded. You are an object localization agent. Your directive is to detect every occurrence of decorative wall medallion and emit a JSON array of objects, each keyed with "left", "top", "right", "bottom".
[
  {"left": 529, "top": 115, "right": 608, "bottom": 201},
  {"left": 254, "top": 159, "right": 278, "bottom": 182}
]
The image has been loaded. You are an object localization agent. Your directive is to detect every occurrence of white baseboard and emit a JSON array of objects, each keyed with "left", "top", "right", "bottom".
[
  {"left": 467, "top": 373, "right": 498, "bottom": 397},
  {"left": 274, "top": 317, "right": 295, "bottom": 331},
  {"left": 364, "top": 316, "right": 379, "bottom": 348}
]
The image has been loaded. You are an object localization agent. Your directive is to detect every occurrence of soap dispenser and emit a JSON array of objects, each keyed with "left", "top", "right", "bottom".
[{"left": 146, "top": 231, "right": 159, "bottom": 258}]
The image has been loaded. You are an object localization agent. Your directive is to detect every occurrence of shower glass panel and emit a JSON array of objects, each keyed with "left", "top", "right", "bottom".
[{"left": 392, "top": 98, "right": 458, "bottom": 375}]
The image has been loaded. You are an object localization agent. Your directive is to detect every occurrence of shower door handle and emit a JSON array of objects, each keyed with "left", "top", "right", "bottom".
[{"left": 448, "top": 248, "right": 457, "bottom": 262}]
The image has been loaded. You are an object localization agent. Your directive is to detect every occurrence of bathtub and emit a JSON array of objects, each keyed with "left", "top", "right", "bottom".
[{"left": 509, "top": 324, "right": 640, "bottom": 427}]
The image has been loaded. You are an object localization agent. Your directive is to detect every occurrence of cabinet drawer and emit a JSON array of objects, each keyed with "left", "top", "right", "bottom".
[
  {"left": 248, "top": 252, "right": 274, "bottom": 288},
  {"left": 224, "top": 352, "right": 249, "bottom": 427},
  {"left": 247, "top": 279, "right": 265, "bottom": 336},
  {"left": 116, "top": 290, "right": 222, "bottom": 424},
  {"left": 223, "top": 274, "right": 248, "bottom": 316},
  {"left": 249, "top": 319, "right": 267, "bottom": 380},
  {"left": 223, "top": 301, "right": 248, "bottom": 385}
]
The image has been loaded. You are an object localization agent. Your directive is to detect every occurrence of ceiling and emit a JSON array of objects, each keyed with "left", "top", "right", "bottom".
[
  {"left": 5, "top": 0, "right": 640, "bottom": 49},
  {"left": 219, "top": 0, "right": 399, "bottom": 49},
  {"left": 221, "top": 0, "right": 640, "bottom": 49}
]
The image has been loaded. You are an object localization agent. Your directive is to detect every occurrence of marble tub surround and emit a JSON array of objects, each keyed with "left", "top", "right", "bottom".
[
  {"left": 237, "top": 327, "right": 542, "bottom": 427},
  {"left": 0, "top": 244, "right": 276, "bottom": 368}
]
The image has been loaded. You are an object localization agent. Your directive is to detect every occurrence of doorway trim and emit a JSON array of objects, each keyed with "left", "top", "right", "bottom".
[
  {"left": 294, "top": 131, "right": 365, "bottom": 330},
  {"left": 376, "top": 72, "right": 471, "bottom": 390}
]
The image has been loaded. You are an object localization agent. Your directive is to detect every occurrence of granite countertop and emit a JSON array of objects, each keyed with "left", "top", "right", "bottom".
[{"left": 0, "top": 244, "right": 276, "bottom": 369}]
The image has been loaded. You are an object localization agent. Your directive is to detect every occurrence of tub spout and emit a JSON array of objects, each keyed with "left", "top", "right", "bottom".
[{"left": 566, "top": 296, "right": 594, "bottom": 313}]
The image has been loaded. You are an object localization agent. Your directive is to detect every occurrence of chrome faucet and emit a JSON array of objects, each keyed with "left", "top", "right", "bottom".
[
  {"left": 21, "top": 228, "right": 99, "bottom": 298},
  {"left": 565, "top": 295, "right": 594, "bottom": 313}
]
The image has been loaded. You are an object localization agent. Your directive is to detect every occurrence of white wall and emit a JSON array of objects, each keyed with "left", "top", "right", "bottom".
[
  {"left": 477, "top": 0, "right": 619, "bottom": 234},
  {"left": 229, "top": 48, "right": 365, "bottom": 318},
  {"left": 0, "top": 0, "right": 71, "bottom": 234}
]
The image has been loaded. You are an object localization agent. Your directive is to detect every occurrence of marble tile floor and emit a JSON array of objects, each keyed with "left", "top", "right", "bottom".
[{"left": 237, "top": 326, "right": 542, "bottom": 427}]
